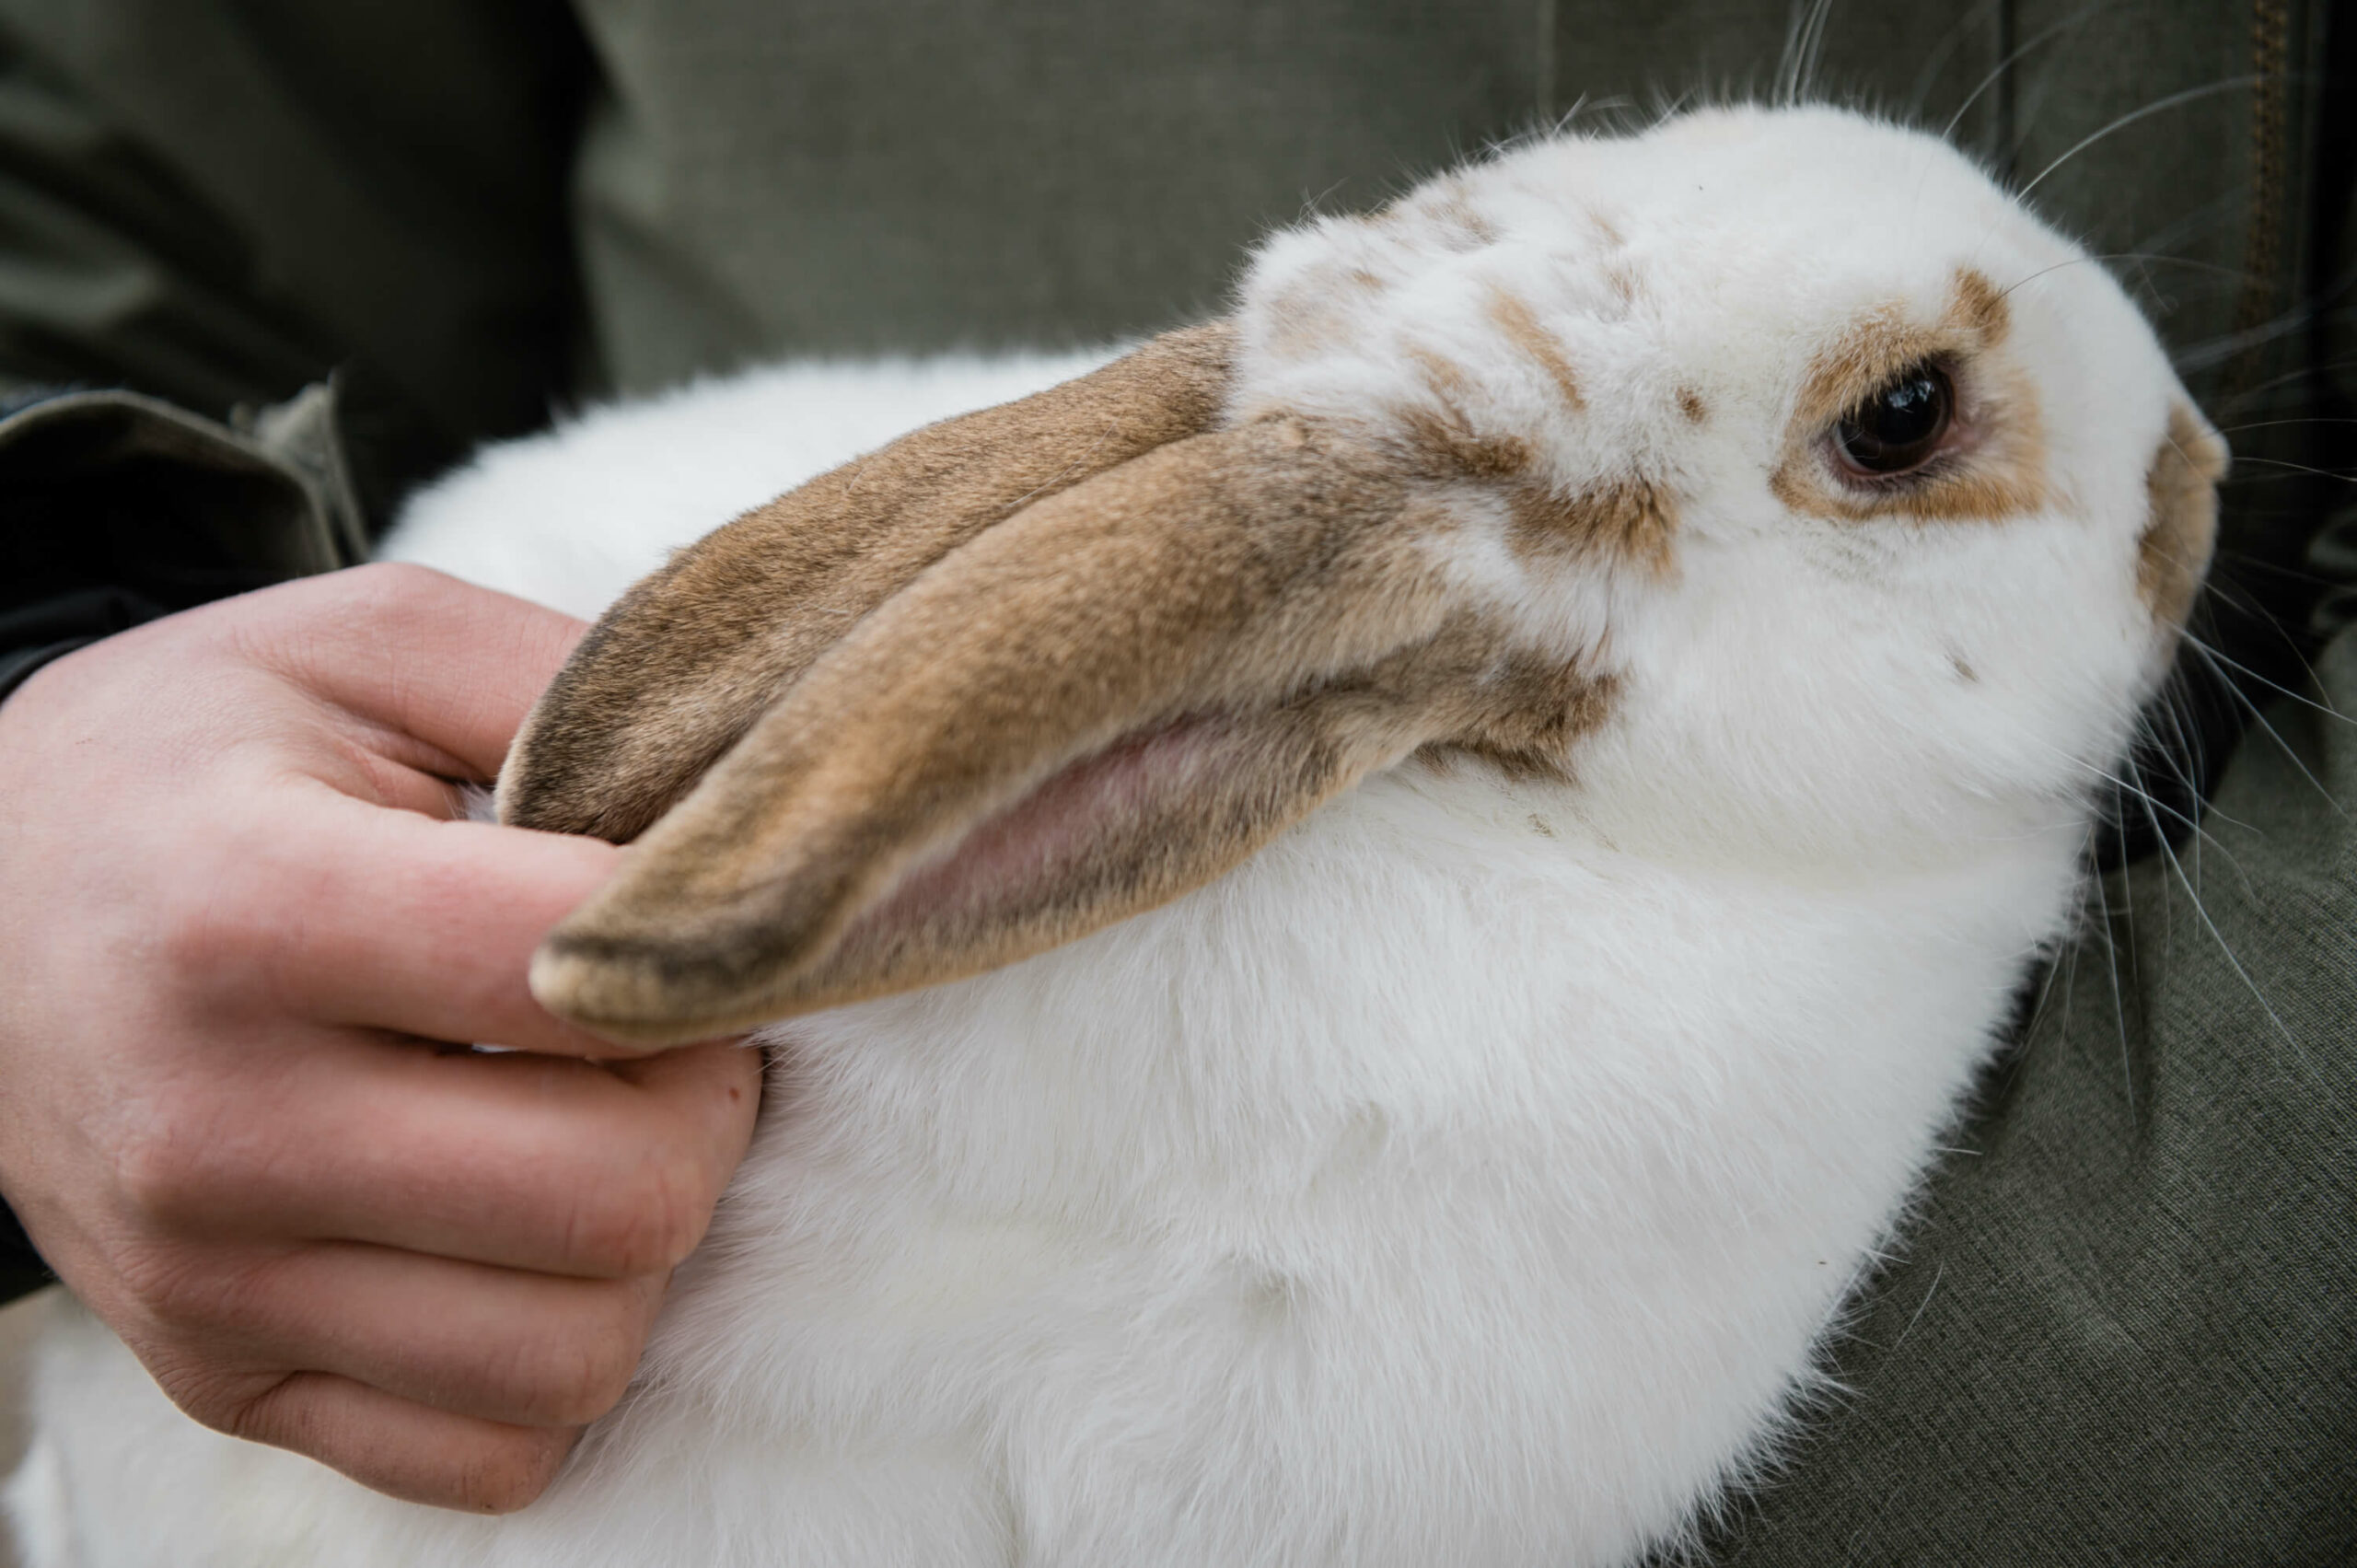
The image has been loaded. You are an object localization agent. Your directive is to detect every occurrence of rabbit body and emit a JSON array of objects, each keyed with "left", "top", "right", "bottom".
[
  {"left": 8, "top": 107, "right": 2217, "bottom": 1567},
  {"left": 15, "top": 774, "right": 2075, "bottom": 1568}
]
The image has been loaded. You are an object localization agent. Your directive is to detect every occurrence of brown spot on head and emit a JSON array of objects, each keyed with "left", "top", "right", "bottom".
[
  {"left": 1266, "top": 273, "right": 1363, "bottom": 360},
  {"left": 2137, "top": 401, "right": 2227, "bottom": 627},
  {"left": 1428, "top": 189, "right": 1500, "bottom": 250},
  {"left": 1950, "top": 267, "right": 2010, "bottom": 344},
  {"left": 1394, "top": 402, "right": 1532, "bottom": 483},
  {"left": 1676, "top": 387, "right": 1707, "bottom": 424},
  {"left": 1509, "top": 479, "right": 1678, "bottom": 577},
  {"left": 1406, "top": 345, "right": 1474, "bottom": 401},
  {"left": 1949, "top": 652, "right": 1979, "bottom": 683},
  {"left": 1482, "top": 285, "right": 1585, "bottom": 411},
  {"left": 1385, "top": 180, "right": 1497, "bottom": 251}
]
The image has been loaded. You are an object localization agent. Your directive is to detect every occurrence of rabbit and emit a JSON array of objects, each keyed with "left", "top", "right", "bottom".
[{"left": 6, "top": 102, "right": 2225, "bottom": 1568}]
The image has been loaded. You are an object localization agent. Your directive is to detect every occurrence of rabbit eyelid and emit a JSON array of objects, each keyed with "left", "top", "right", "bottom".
[{"left": 507, "top": 328, "right": 1614, "bottom": 1046}]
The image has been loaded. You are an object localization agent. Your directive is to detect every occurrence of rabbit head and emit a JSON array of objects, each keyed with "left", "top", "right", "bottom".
[{"left": 502, "top": 104, "right": 2224, "bottom": 1047}]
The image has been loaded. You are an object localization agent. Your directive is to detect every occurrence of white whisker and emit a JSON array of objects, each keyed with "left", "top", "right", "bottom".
[
  {"left": 2177, "top": 631, "right": 2352, "bottom": 726},
  {"left": 2015, "top": 76, "right": 2259, "bottom": 201},
  {"left": 2148, "top": 818, "right": 2334, "bottom": 1098},
  {"left": 1939, "top": 0, "right": 2114, "bottom": 145},
  {"left": 2087, "top": 842, "right": 2135, "bottom": 1113},
  {"left": 2180, "top": 642, "right": 2351, "bottom": 819}
]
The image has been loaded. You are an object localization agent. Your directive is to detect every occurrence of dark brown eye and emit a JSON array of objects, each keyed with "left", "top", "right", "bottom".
[{"left": 1833, "top": 364, "right": 1953, "bottom": 477}]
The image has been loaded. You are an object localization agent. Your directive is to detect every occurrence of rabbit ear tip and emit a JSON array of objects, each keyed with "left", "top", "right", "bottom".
[{"left": 529, "top": 938, "right": 719, "bottom": 1047}]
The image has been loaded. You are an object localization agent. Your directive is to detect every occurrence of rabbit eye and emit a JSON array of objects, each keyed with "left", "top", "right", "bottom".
[{"left": 1832, "top": 364, "right": 1954, "bottom": 477}]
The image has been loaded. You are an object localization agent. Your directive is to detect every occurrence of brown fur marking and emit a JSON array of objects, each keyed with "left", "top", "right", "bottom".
[
  {"left": 1510, "top": 481, "right": 1678, "bottom": 576},
  {"left": 1426, "top": 186, "right": 1500, "bottom": 250},
  {"left": 1483, "top": 285, "right": 1585, "bottom": 410},
  {"left": 1407, "top": 345, "right": 1475, "bottom": 401},
  {"left": 1676, "top": 388, "right": 1707, "bottom": 424},
  {"left": 1395, "top": 402, "right": 1533, "bottom": 483},
  {"left": 2137, "top": 402, "right": 2227, "bottom": 625},
  {"left": 1268, "top": 268, "right": 1376, "bottom": 358},
  {"left": 1951, "top": 267, "right": 2011, "bottom": 344}
]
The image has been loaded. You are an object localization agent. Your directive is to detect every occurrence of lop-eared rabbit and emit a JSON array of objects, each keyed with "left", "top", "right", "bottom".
[{"left": 9, "top": 105, "right": 2223, "bottom": 1567}]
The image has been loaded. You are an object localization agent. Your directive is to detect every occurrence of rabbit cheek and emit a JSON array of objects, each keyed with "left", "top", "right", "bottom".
[{"left": 2135, "top": 401, "right": 2227, "bottom": 632}]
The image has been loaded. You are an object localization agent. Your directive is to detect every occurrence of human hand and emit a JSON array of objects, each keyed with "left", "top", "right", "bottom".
[{"left": 0, "top": 563, "right": 761, "bottom": 1513}]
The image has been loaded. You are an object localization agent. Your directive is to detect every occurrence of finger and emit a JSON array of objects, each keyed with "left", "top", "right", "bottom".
[
  {"left": 192, "top": 1244, "right": 667, "bottom": 1429},
  {"left": 232, "top": 800, "right": 633, "bottom": 1057},
  {"left": 326, "top": 747, "right": 480, "bottom": 822},
  {"left": 153, "top": 1039, "right": 760, "bottom": 1279},
  {"left": 218, "top": 1371, "right": 580, "bottom": 1513},
  {"left": 259, "top": 563, "right": 589, "bottom": 782}
]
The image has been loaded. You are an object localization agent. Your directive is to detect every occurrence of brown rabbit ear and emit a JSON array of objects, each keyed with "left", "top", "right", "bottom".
[
  {"left": 529, "top": 416, "right": 1612, "bottom": 1046},
  {"left": 500, "top": 320, "right": 1235, "bottom": 843}
]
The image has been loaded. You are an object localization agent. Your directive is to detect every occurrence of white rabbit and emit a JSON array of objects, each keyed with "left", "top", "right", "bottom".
[{"left": 7, "top": 103, "right": 2223, "bottom": 1567}]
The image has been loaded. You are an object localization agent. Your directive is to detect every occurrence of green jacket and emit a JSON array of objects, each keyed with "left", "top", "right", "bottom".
[{"left": 0, "top": 3, "right": 2350, "bottom": 1560}]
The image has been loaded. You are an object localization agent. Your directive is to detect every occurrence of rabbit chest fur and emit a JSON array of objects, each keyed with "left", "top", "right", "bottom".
[{"left": 8, "top": 106, "right": 2222, "bottom": 1567}]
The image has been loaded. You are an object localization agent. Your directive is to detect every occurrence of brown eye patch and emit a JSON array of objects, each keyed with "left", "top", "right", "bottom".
[{"left": 1770, "top": 267, "right": 2045, "bottom": 525}]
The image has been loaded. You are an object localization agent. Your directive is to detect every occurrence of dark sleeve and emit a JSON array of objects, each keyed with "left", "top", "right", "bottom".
[
  {"left": 0, "top": 6, "right": 593, "bottom": 487},
  {"left": 0, "top": 1202, "right": 45, "bottom": 1304},
  {"left": 0, "top": 2, "right": 594, "bottom": 1297}
]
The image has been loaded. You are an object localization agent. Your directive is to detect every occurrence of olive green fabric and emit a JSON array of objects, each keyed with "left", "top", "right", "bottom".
[{"left": 0, "top": 2, "right": 2349, "bottom": 1560}]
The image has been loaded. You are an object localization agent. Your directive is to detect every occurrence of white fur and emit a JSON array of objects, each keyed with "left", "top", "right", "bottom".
[{"left": 10, "top": 108, "right": 2205, "bottom": 1566}]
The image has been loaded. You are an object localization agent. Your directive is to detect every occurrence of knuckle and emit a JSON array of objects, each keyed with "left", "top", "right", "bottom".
[
  {"left": 110, "top": 1104, "right": 238, "bottom": 1230},
  {"left": 570, "top": 1153, "right": 713, "bottom": 1274},
  {"left": 151, "top": 833, "right": 293, "bottom": 997},
  {"left": 637, "top": 1156, "right": 714, "bottom": 1270},
  {"left": 150, "top": 858, "right": 254, "bottom": 987},
  {"left": 336, "top": 560, "right": 451, "bottom": 621},
  {"left": 115, "top": 1242, "right": 260, "bottom": 1336},
  {"left": 142, "top": 1353, "right": 273, "bottom": 1440},
  {"left": 511, "top": 1310, "right": 644, "bottom": 1426}
]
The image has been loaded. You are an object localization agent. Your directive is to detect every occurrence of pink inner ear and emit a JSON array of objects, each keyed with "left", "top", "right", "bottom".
[{"left": 839, "top": 714, "right": 1254, "bottom": 958}]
